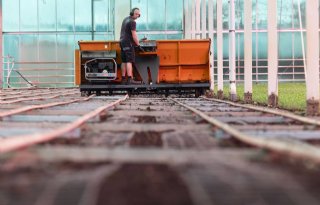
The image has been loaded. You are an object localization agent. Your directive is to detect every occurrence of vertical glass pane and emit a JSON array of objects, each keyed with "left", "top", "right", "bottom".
[
  {"left": 253, "top": 0, "right": 267, "bottom": 29},
  {"left": 222, "top": 1, "right": 229, "bottom": 30},
  {"left": 147, "top": 34, "right": 166, "bottom": 40},
  {"left": 94, "top": 0, "right": 109, "bottom": 31},
  {"left": 20, "top": 34, "right": 38, "bottom": 62},
  {"left": 109, "top": 0, "right": 115, "bottom": 31},
  {"left": 166, "top": 0, "right": 183, "bottom": 30},
  {"left": 293, "top": 32, "right": 305, "bottom": 59},
  {"left": 75, "top": 0, "right": 92, "bottom": 31},
  {"left": 236, "top": 33, "right": 244, "bottom": 59},
  {"left": 57, "top": 0, "right": 74, "bottom": 31},
  {"left": 94, "top": 33, "right": 114, "bottom": 40},
  {"left": 57, "top": 35, "right": 75, "bottom": 62},
  {"left": 3, "top": 0, "right": 20, "bottom": 31},
  {"left": 279, "top": 32, "right": 293, "bottom": 59},
  {"left": 223, "top": 33, "right": 229, "bottom": 59},
  {"left": 3, "top": 35, "right": 20, "bottom": 59},
  {"left": 39, "top": 35, "right": 57, "bottom": 62},
  {"left": 132, "top": 0, "right": 148, "bottom": 30},
  {"left": 20, "top": 0, "right": 38, "bottom": 31},
  {"left": 167, "top": 34, "right": 183, "bottom": 39},
  {"left": 278, "top": 0, "right": 293, "bottom": 29},
  {"left": 39, "top": 0, "right": 56, "bottom": 31},
  {"left": 293, "top": 0, "right": 306, "bottom": 29},
  {"left": 235, "top": 0, "right": 244, "bottom": 30},
  {"left": 257, "top": 32, "right": 267, "bottom": 59},
  {"left": 148, "top": 0, "right": 165, "bottom": 30}
]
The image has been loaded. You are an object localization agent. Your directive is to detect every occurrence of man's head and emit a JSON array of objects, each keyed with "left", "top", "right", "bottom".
[{"left": 130, "top": 8, "right": 140, "bottom": 20}]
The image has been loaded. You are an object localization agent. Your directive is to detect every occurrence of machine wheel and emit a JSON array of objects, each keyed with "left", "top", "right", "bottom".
[
  {"left": 165, "top": 89, "right": 169, "bottom": 97},
  {"left": 195, "top": 88, "right": 205, "bottom": 98},
  {"left": 81, "top": 91, "right": 91, "bottom": 97}
]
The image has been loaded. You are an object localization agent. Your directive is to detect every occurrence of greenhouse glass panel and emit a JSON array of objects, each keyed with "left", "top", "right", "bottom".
[
  {"left": 3, "top": 35, "right": 19, "bottom": 59},
  {"left": 20, "top": 0, "right": 38, "bottom": 31},
  {"left": 94, "top": 33, "right": 115, "bottom": 41},
  {"left": 93, "top": 0, "right": 109, "bottom": 31},
  {"left": 75, "top": 34, "right": 92, "bottom": 49},
  {"left": 39, "top": 35, "right": 57, "bottom": 62},
  {"left": 223, "top": 33, "right": 229, "bottom": 59},
  {"left": 132, "top": 0, "right": 148, "bottom": 30},
  {"left": 57, "top": 0, "right": 75, "bottom": 31},
  {"left": 277, "top": 0, "right": 293, "bottom": 29},
  {"left": 293, "top": 0, "right": 306, "bottom": 29},
  {"left": 148, "top": 0, "right": 165, "bottom": 30},
  {"left": 39, "top": 0, "right": 57, "bottom": 31},
  {"left": 252, "top": 32, "right": 268, "bottom": 59},
  {"left": 75, "top": 0, "right": 92, "bottom": 31},
  {"left": 146, "top": 34, "right": 166, "bottom": 40},
  {"left": 252, "top": 0, "right": 267, "bottom": 29},
  {"left": 167, "top": 34, "right": 184, "bottom": 39},
  {"left": 279, "top": 32, "right": 293, "bottom": 59},
  {"left": 222, "top": 1, "right": 229, "bottom": 30},
  {"left": 235, "top": 33, "right": 244, "bottom": 59},
  {"left": 20, "top": 34, "right": 38, "bottom": 62},
  {"left": 3, "top": 0, "right": 20, "bottom": 31},
  {"left": 235, "top": 0, "right": 244, "bottom": 30},
  {"left": 166, "top": 0, "right": 183, "bottom": 30},
  {"left": 57, "top": 35, "right": 75, "bottom": 62},
  {"left": 293, "top": 32, "right": 305, "bottom": 59}
]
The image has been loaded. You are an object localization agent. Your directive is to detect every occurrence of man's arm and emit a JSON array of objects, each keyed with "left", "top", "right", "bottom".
[{"left": 131, "top": 30, "right": 140, "bottom": 46}]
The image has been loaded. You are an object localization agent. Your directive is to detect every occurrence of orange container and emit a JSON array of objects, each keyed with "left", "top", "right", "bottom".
[{"left": 75, "top": 39, "right": 210, "bottom": 85}]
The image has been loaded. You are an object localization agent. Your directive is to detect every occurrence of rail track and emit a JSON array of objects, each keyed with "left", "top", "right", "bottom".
[{"left": 1, "top": 88, "right": 320, "bottom": 205}]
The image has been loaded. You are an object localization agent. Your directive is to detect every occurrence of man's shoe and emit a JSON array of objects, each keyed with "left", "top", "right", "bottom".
[
  {"left": 121, "top": 78, "right": 127, "bottom": 85},
  {"left": 127, "top": 78, "right": 141, "bottom": 85}
]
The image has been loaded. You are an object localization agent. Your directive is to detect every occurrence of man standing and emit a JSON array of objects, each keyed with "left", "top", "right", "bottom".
[{"left": 120, "top": 7, "right": 142, "bottom": 84}]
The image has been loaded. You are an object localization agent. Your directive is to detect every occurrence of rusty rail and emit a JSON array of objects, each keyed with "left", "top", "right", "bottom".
[
  {"left": 170, "top": 97, "right": 320, "bottom": 164},
  {"left": 0, "top": 94, "right": 128, "bottom": 153}
]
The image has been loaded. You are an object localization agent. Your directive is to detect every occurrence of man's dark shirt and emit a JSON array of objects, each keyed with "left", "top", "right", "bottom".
[{"left": 120, "top": 16, "right": 136, "bottom": 46}]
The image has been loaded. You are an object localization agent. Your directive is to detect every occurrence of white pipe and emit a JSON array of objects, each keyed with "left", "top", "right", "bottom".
[
  {"left": 208, "top": 0, "right": 214, "bottom": 91},
  {"left": 229, "top": 0, "right": 237, "bottom": 99},
  {"left": 244, "top": 0, "right": 252, "bottom": 94},
  {"left": 217, "top": 0, "right": 224, "bottom": 92}
]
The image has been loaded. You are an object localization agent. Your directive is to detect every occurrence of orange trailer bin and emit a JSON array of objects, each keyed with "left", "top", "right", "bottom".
[{"left": 75, "top": 39, "right": 211, "bottom": 96}]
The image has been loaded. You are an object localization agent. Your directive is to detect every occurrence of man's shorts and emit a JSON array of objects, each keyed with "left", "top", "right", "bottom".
[{"left": 120, "top": 42, "right": 135, "bottom": 63}]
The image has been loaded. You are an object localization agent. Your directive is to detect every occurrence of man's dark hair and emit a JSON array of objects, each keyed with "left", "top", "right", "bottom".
[{"left": 130, "top": 7, "right": 140, "bottom": 17}]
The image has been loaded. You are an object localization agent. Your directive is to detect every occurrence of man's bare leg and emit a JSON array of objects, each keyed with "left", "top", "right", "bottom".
[
  {"left": 126, "top": 62, "right": 133, "bottom": 77},
  {"left": 121, "top": 63, "right": 127, "bottom": 84}
]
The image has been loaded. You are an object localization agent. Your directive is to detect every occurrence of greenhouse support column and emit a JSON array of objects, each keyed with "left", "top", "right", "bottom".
[
  {"left": 201, "top": 0, "right": 206, "bottom": 39},
  {"left": 229, "top": 0, "right": 237, "bottom": 101},
  {"left": 267, "top": 0, "right": 278, "bottom": 107},
  {"left": 217, "top": 0, "right": 224, "bottom": 99},
  {"left": 195, "top": 0, "right": 201, "bottom": 39},
  {"left": 208, "top": 0, "right": 214, "bottom": 94},
  {"left": 306, "top": 0, "right": 320, "bottom": 115},
  {"left": 244, "top": 0, "right": 252, "bottom": 103},
  {"left": 191, "top": 0, "right": 196, "bottom": 39},
  {"left": 185, "top": 0, "right": 192, "bottom": 38}
]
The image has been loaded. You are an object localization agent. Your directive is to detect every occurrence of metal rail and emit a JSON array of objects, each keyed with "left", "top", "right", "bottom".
[
  {"left": 0, "top": 90, "right": 79, "bottom": 104},
  {"left": 201, "top": 97, "right": 320, "bottom": 126},
  {"left": 169, "top": 97, "right": 320, "bottom": 164},
  {"left": 0, "top": 95, "right": 95, "bottom": 118},
  {"left": 0, "top": 94, "right": 128, "bottom": 153},
  {"left": 0, "top": 89, "right": 78, "bottom": 101}
]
